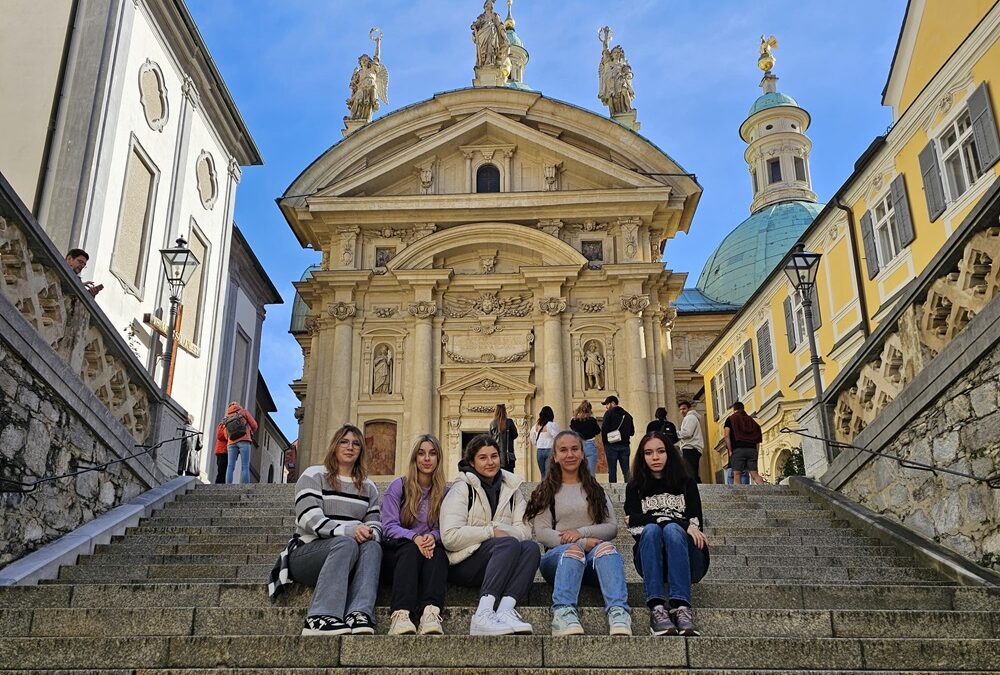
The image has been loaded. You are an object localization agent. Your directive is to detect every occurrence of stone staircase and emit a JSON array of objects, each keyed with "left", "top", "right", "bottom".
[{"left": 1, "top": 481, "right": 998, "bottom": 673}]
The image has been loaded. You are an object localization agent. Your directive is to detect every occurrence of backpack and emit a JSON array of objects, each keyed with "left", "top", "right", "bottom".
[{"left": 223, "top": 411, "right": 248, "bottom": 440}]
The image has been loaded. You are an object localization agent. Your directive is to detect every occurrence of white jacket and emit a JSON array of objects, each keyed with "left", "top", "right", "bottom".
[
  {"left": 440, "top": 468, "right": 531, "bottom": 565},
  {"left": 679, "top": 409, "right": 705, "bottom": 452}
]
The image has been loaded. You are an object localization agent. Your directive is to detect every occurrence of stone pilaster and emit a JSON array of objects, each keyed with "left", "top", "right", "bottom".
[
  {"left": 538, "top": 297, "right": 568, "bottom": 437},
  {"left": 621, "top": 294, "right": 651, "bottom": 421}
]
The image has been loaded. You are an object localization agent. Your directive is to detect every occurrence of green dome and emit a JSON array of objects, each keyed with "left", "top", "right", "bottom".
[
  {"left": 748, "top": 91, "right": 798, "bottom": 116},
  {"left": 289, "top": 264, "right": 321, "bottom": 333},
  {"left": 696, "top": 200, "right": 824, "bottom": 306},
  {"left": 506, "top": 27, "right": 524, "bottom": 49}
]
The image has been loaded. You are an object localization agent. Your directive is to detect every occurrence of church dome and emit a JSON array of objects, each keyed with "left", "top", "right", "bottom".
[
  {"left": 506, "top": 27, "right": 524, "bottom": 49},
  {"left": 696, "top": 200, "right": 824, "bottom": 306},
  {"left": 289, "top": 264, "right": 321, "bottom": 333},
  {"left": 748, "top": 91, "right": 799, "bottom": 116}
]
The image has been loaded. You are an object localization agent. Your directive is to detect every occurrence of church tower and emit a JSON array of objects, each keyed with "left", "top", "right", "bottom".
[
  {"left": 504, "top": 0, "right": 532, "bottom": 89},
  {"left": 739, "top": 37, "right": 817, "bottom": 213}
]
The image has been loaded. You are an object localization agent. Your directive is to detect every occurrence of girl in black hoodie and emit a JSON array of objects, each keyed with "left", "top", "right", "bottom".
[{"left": 624, "top": 432, "right": 710, "bottom": 637}]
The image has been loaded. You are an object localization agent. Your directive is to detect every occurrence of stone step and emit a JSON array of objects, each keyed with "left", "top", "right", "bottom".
[
  {"left": 4, "top": 605, "right": 996, "bottom": 639},
  {"left": 8, "top": 581, "right": 996, "bottom": 611},
  {"left": 0, "top": 635, "right": 996, "bottom": 670},
  {"left": 3, "top": 670, "right": 997, "bottom": 675}
]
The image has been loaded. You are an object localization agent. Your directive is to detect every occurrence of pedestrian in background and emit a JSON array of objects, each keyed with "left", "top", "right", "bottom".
[
  {"left": 213, "top": 422, "right": 228, "bottom": 484},
  {"left": 569, "top": 400, "right": 601, "bottom": 475},
  {"left": 223, "top": 401, "right": 257, "bottom": 484},
  {"left": 645, "top": 407, "right": 680, "bottom": 447},
  {"left": 677, "top": 401, "right": 705, "bottom": 482},
  {"left": 530, "top": 405, "right": 559, "bottom": 478},
  {"left": 600, "top": 396, "right": 634, "bottom": 484},
  {"left": 489, "top": 404, "right": 519, "bottom": 473}
]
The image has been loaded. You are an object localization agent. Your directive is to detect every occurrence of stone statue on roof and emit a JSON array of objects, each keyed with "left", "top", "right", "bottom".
[
  {"left": 472, "top": 0, "right": 510, "bottom": 68},
  {"left": 597, "top": 26, "right": 635, "bottom": 116},
  {"left": 346, "top": 28, "right": 389, "bottom": 124}
]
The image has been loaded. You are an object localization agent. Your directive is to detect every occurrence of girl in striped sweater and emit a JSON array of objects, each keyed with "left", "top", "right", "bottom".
[{"left": 269, "top": 424, "right": 383, "bottom": 636}]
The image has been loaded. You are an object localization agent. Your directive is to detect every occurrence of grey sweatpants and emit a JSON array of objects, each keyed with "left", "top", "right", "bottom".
[{"left": 288, "top": 536, "right": 382, "bottom": 618}]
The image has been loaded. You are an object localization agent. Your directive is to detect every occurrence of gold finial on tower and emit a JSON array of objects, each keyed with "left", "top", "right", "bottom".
[
  {"left": 505, "top": 0, "right": 515, "bottom": 28},
  {"left": 758, "top": 34, "right": 778, "bottom": 72}
]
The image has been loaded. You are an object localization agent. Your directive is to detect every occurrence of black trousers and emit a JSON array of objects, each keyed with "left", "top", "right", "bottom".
[
  {"left": 382, "top": 540, "right": 449, "bottom": 616},
  {"left": 449, "top": 536, "right": 540, "bottom": 604},
  {"left": 214, "top": 453, "right": 227, "bottom": 484},
  {"left": 682, "top": 448, "right": 702, "bottom": 483}
]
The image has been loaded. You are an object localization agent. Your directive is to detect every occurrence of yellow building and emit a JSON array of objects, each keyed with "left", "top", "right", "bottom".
[{"left": 695, "top": 0, "right": 1000, "bottom": 482}]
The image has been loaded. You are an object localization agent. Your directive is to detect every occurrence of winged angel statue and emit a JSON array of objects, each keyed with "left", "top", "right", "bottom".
[
  {"left": 444, "top": 291, "right": 532, "bottom": 318},
  {"left": 346, "top": 28, "right": 389, "bottom": 123},
  {"left": 597, "top": 26, "right": 635, "bottom": 116}
]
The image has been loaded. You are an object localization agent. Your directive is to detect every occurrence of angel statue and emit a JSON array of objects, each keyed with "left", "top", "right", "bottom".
[
  {"left": 471, "top": 0, "right": 510, "bottom": 68},
  {"left": 346, "top": 28, "right": 389, "bottom": 123},
  {"left": 758, "top": 34, "right": 778, "bottom": 73},
  {"left": 597, "top": 27, "right": 635, "bottom": 115}
]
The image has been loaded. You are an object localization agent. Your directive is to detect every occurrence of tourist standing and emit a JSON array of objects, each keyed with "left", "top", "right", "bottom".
[
  {"left": 600, "top": 396, "right": 634, "bottom": 483},
  {"left": 213, "top": 422, "right": 227, "bottom": 484},
  {"left": 527, "top": 430, "right": 631, "bottom": 636},
  {"left": 441, "top": 434, "right": 539, "bottom": 636},
  {"left": 267, "top": 424, "right": 382, "bottom": 636},
  {"left": 488, "top": 404, "right": 519, "bottom": 473},
  {"left": 677, "top": 400, "right": 705, "bottom": 482},
  {"left": 381, "top": 434, "right": 449, "bottom": 635},
  {"left": 223, "top": 401, "right": 257, "bottom": 484},
  {"left": 645, "top": 407, "right": 680, "bottom": 447},
  {"left": 569, "top": 400, "right": 601, "bottom": 475},
  {"left": 625, "top": 432, "right": 710, "bottom": 636},
  {"left": 724, "top": 401, "right": 765, "bottom": 485},
  {"left": 530, "top": 406, "right": 559, "bottom": 478}
]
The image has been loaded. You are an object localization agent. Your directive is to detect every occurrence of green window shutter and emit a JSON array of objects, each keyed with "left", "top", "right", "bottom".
[
  {"left": 859, "top": 209, "right": 880, "bottom": 279},
  {"left": 711, "top": 375, "right": 720, "bottom": 421},
  {"left": 890, "top": 174, "right": 915, "bottom": 248},
  {"left": 724, "top": 360, "right": 737, "bottom": 407},
  {"left": 742, "top": 340, "right": 756, "bottom": 389},
  {"left": 810, "top": 285, "right": 822, "bottom": 329},
  {"left": 918, "top": 140, "right": 947, "bottom": 222},
  {"left": 756, "top": 322, "right": 774, "bottom": 376},
  {"left": 783, "top": 295, "right": 796, "bottom": 352},
  {"left": 968, "top": 82, "right": 1000, "bottom": 170}
]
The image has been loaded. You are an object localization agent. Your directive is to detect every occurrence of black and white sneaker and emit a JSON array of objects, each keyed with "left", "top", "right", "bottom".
[
  {"left": 302, "top": 615, "right": 350, "bottom": 636},
  {"left": 345, "top": 611, "right": 375, "bottom": 634}
]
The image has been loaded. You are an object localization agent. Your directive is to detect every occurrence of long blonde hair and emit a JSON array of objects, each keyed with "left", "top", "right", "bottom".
[
  {"left": 324, "top": 424, "right": 368, "bottom": 492},
  {"left": 574, "top": 400, "right": 594, "bottom": 421},
  {"left": 401, "top": 434, "right": 446, "bottom": 528}
]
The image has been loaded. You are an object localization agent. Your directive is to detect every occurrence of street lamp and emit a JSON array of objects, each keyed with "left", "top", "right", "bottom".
[
  {"left": 159, "top": 236, "right": 200, "bottom": 392},
  {"left": 783, "top": 243, "right": 833, "bottom": 462}
]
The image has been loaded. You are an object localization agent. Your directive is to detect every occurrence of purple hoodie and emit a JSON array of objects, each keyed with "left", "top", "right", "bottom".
[{"left": 382, "top": 477, "right": 443, "bottom": 542}]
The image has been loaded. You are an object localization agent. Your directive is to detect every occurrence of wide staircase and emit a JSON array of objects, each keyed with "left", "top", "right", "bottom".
[{"left": 1, "top": 481, "right": 998, "bottom": 673}]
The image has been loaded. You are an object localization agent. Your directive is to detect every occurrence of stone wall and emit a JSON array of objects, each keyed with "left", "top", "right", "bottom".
[{"left": 837, "top": 339, "right": 1000, "bottom": 566}]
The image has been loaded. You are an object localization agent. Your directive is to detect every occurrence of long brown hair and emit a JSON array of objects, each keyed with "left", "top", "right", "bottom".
[
  {"left": 401, "top": 434, "right": 446, "bottom": 528},
  {"left": 324, "top": 424, "right": 368, "bottom": 491},
  {"left": 493, "top": 404, "right": 508, "bottom": 430},
  {"left": 524, "top": 430, "right": 609, "bottom": 524},
  {"left": 629, "top": 431, "right": 690, "bottom": 495},
  {"left": 574, "top": 400, "right": 594, "bottom": 421}
]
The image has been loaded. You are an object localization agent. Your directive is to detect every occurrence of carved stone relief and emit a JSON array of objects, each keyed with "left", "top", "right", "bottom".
[
  {"left": 444, "top": 291, "right": 532, "bottom": 318},
  {"left": 582, "top": 339, "right": 606, "bottom": 390},
  {"left": 372, "top": 306, "right": 397, "bottom": 318},
  {"left": 618, "top": 217, "right": 641, "bottom": 261},
  {"left": 579, "top": 301, "right": 605, "bottom": 313},
  {"left": 537, "top": 297, "right": 567, "bottom": 316},
  {"left": 408, "top": 300, "right": 437, "bottom": 319},
  {"left": 328, "top": 301, "right": 357, "bottom": 321},
  {"left": 621, "top": 294, "right": 650, "bottom": 314},
  {"left": 371, "top": 344, "right": 393, "bottom": 394}
]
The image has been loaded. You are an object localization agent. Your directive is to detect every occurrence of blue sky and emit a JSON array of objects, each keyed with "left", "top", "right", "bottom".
[{"left": 187, "top": 0, "right": 906, "bottom": 439}]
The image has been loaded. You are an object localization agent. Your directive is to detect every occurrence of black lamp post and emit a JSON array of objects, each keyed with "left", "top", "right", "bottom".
[
  {"left": 783, "top": 243, "right": 833, "bottom": 462},
  {"left": 159, "top": 236, "right": 200, "bottom": 392}
]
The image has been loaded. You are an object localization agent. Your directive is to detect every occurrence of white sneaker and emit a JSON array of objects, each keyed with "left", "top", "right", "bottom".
[
  {"left": 495, "top": 607, "right": 533, "bottom": 634},
  {"left": 469, "top": 608, "right": 514, "bottom": 636},
  {"left": 418, "top": 605, "right": 444, "bottom": 635},
  {"left": 388, "top": 609, "right": 416, "bottom": 635}
]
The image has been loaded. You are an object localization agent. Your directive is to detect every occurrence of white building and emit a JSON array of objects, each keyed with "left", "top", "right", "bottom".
[{"left": 0, "top": 0, "right": 263, "bottom": 473}]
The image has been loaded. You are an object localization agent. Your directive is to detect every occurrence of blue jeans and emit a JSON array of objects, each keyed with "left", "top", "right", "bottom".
[
  {"left": 536, "top": 447, "right": 552, "bottom": 477},
  {"left": 226, "top": 441, "right": 251, "bottom": 483},
  {"left": 725, "top": 466, "right": 750, "bottom": 485},
  {"left": 635, "top": 522, "right": 708, "bottom": 606},
  {"left": 583, "top": 439, "right": 598, "bottom": 475},
  {"left": 604, "top": 443, "right": 630, "bottom": 483},
  {"left": 539, "top": 542, "right": 629, "bottom": 613}
]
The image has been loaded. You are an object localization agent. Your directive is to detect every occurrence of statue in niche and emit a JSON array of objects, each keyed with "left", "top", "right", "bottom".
[
  {"left": 597, "top": 27, "right": 635, "bottom": 115},
  {"left": 582, "top": 340, "right": 606, "bottom": 390},
  {"left": 471, "top": 0, "right": 510, "bottom": 68},
  {"left": 346, "top": 28, "right": 389, "bottom": 123},
  {"left": 372, "top": 344, "right": 393, "bottom": 394}
]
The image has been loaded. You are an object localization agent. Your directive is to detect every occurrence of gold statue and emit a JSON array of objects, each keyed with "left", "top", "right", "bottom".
[{"left": 758, "top": 34, "right": 778, "bottom": 72}]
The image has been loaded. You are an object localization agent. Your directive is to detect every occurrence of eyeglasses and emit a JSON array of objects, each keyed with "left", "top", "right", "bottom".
[{"left": 338, "top": 439, "right": 362, "bottom": 449}]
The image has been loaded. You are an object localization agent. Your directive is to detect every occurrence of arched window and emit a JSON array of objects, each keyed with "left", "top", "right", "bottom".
[
  {"left": 267, "top": 465, "right": 274, "bottom": 484},
  {"left": 476, "top": 164, "right": 501, "bottom": 193}
]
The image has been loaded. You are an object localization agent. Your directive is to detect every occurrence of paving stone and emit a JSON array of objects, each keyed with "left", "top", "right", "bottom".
[
  {"left": 0, "top": 585, "right": 72, "bottom": 609},
  {"left": 687, "top": 637, "right": 863, "bottom": 669},
  {"left": 542, "top": 635, "right": 686, "bottom": 668},
  {"left": 860, "top": 638, "right": 1000, "bottom": 670},
  {"left": 30, "top": 608, "right": 195, "bottom": 636},
  {"left": 831, "top": 609, "right": 995, "bottom": 638},
  {"left": 164, "top": 636, "right": 338, "bottom": 668},
  {"left": 338, "top": 636, "right": 542, "bottom": 667},
  {"left": 0, "top": 637, "right": 169, "bottom": 668},
  {"left": 70, "top": 584, "right": 222, "bottom": 608}
]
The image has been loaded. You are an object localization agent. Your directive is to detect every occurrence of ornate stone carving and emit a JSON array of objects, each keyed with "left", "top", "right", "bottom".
[
  {"left": 467, "top": 404, "right": 497, "bottom": 414},
  {"left": 195, "top": 151, "right": 218, "bottom": 210},
  {"left": 480, "top": 253, "right": 497, "bottom": 274},
  {"left": 597, "top": 26, "right": 636, "bottom": 117},
  {"left": 328, "top": 302, "right": 357, "bottom": 321},
  {"left": 445, "top": 347, "right": 529, "bottom": 364},
  {"left": 477, "top": 379, "right": 501, "bottom": 391},
  {"left": 444, "top": 291, "right": 531, "bottom": 318},
  {"left": 408, "top": 300, "right": 437, "bottom": 319},
  {"left": 138, "top": 59, "right": 168, "bottom": 132},
  {"left": 618, "top": 217, "right": 641, "bottom": 261},
  {"left": 345, "top": 28, "right": 389, "bottom": 125},
  {"left": 181, "top": 75, "right": 200, "bottom": 109},
  {"left": 661, "top": 306, "right": 678, "bottom": 330},
  {"left": 621, "top": 294, "right": 650, "bottom": 314},
  {"left": 580, "top": 220, "right": 608, "bottom": 232},
  {"left": 303, "top": 316, "right": 321, "bottom": 335},
  {"left": 372, "top": 306, "right": 397, "bottom": 318},
  {"left": 543, "top": 163, "right": 562, "bottom": 191},
  {"left": 537, "top": 297, "right": 567, "bottom": 316},
  {"left": 582, "top": 340, "right": 606, "bottom": 390},
  {"left": 473, "top": 323, "right": 503, "bottom": 334},
  {"left": 371, "top": 344, "right": 393, "bottom": 394},
  {"left": 537, "top": 219, "right": 564, "bottom": 239},
  {"left": 579, "top": 301, "right": 605, "bottom": 313}
]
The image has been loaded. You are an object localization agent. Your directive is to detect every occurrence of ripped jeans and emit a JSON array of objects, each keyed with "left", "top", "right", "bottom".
[{"left": 538, "top": 541, "right": 630, "bottom": 613}]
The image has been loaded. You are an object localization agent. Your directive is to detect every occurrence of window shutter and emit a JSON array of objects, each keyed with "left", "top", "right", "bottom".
[
  {"left": 889, "top": 174, "right": 915, "bottom": 249},
  {"left": 968, "top": 82, "right": 1000, "bottom": 170},
  {"left": 810, "top": 284, "right": 822, "bottom": 329},
  {"left": 756, "top": 322, "right": 774, "bottom": 376},
  {"left": 742, "top": 340, "right": 756, "bottom": 389},
  {"left": 783, "top": 295, "right": 796, "bottom": 351},
  {"left": 710, "top": 375, "right": 720, "bottom": 421},
  {"left": 918, "top": 140, "right": 947, "bottom": 222},
  {"left": 724, "top": 360, "right": 737, "bottom": 407},
  {"left": 859, "top": 209, "right": 880, "bottom": 279}
]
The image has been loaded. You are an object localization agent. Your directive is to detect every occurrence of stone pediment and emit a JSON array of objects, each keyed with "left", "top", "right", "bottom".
[{"left": 438, "top": 367, "right": 536, "bottom": 396}]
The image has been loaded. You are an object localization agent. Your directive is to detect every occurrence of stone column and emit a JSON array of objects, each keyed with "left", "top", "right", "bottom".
[
  {"left": 538, "top": 297, "right": 568, "bottom": 426},
  {"left": 662, "top": 308, "right": 678, "bottom": 417},
  {"left": 306, "top": 318, "right": 337, "bottom": 467},
  {"left": 409, "top": 300, "right": 437, "bottom": 439},
  {"left": 643, "top": 312, "right": 657, "bottom": 416},
  {"left": 621, "top": 294, "right": 651, "bottom": 421}
]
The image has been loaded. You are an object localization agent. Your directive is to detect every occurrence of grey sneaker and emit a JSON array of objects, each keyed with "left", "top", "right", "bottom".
[
  {"left": 649, "top": 604, "right": 676, "bottom": 636},
  {"left": 607, "top": 606, "right": 632, "bottom": 636},
  {"left": 671, "top": 606, "right": 700, "bottom": 636},
  {"left": 550, "top": 606, "right": 584, "bottom": 636}
]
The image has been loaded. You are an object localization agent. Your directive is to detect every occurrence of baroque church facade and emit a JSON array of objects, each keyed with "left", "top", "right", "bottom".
[{"left": 284, "top": 8, "right": 701, "bottom": 477}]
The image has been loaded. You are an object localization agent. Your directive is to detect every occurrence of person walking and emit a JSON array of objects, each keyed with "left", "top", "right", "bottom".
[
  {"left": 488, "top": 404, "right": 519, "bottom": 473},
  {"left": 625, "top": 431, "right": 710, "bottom": 637},
  {"left": 223, "top": 401, "right": 257, "bottom": 484},
  {"left": 381, "top": 434, "right": 449, "bottom": 635},
  {"left": 645, "top": 407, "right": 680, "bottom": 448},
  {"left": 530, "top": 406, "right": 559, "bottom": 478},
  {"left": 724, "top": 401, "right": 765, "bottom": 485},
  {"left": 569, "top": 400, "right": 601, "bottom": 475},
  {"left": 441, "top": 434, "right": 540, "bottom": 636},
  {"left": 600, "top": 396, "right": 634, "bottom": 484},
  {"left": 677, "top": 400, "right": 705, "bottom": 482},
  {"left": 213, "top": 422, "right": 228, "bottom": 484},
  {"left": 267, "top": 424, "right": 383, "bottom": 636},
  {"left": 526, "top": 430, "right": 632, "bottom": 636}
]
